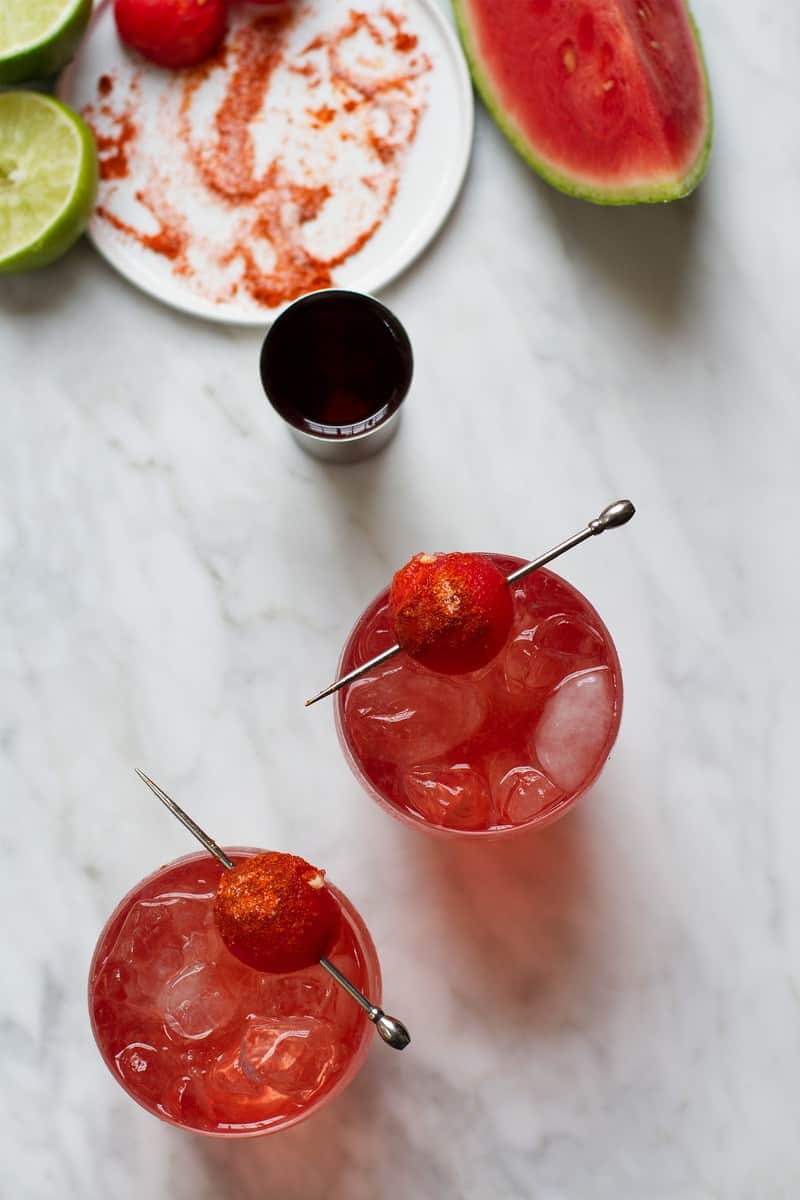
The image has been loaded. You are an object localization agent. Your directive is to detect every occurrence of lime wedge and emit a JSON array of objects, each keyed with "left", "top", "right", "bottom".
[
  {"left": 0, "top": 0, "right": 92, "bottom": 85},
  {"left": 0, "top": 92, "right": 97, "bottom": 273}
]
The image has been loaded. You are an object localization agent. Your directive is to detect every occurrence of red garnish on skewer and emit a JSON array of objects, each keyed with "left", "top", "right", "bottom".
[
  {"left": 389, "top": 552, "right": 515, "bottom": 675},
  {"left": 214, "top": 851, "right": 340, "bottom": 973}
]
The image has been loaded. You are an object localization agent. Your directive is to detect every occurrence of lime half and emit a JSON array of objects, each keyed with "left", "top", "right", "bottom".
[
  {"left": 0, "top": 0, "right": 92, "bottom": 85},
  {"left": 0, "top": 92, "right": 98, "bottom": 274}
]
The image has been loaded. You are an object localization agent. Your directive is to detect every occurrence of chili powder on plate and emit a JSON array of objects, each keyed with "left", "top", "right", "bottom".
[{"left": 82, "top": 4, "right": 432, "bottom": 311}]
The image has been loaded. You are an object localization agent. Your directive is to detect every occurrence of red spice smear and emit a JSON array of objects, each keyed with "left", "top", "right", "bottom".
[
  {"left": 181, "top": 14, "right": 289, "bottom": 203},
  {"left": 84, "top": 7, "right": 431, "bottom": 308},
  {"left": 383, "top": 7, "right": 419, "bottom": 52},
  {"left": 94, "top": 113, "right": 138, "bottom": 181},
  {"left": 214, "top": 851, "right": 340, "bottom": 974},
  {"left": 322, "top": 10, "right": 430, "bottom": 107},
  {"left": 309, "top": 105, "right": 336, "bottom": 125},
  {"left": 83, "top": 76, "right": 140, "bottom": 182},
  {"left": 221, "top": 164, "right": 334, "bottom": 307},
  {"left": 96, "top": 191, "right": 190, "bottom": 264}
]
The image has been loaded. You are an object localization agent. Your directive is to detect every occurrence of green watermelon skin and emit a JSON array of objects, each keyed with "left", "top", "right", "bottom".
[{"left": 453, "top": 0, "right": 712, "bottom": 205}]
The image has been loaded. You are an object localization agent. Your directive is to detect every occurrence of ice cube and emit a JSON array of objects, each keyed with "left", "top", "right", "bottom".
[
  {"left": 112, "top": 902, "right": 186, "bottom": 1012},
  {"left": 492, "top": 764, "right": 562, "bottom": 826},
  {"left": 114, "top": 901, "right": 183, "bottom": 989},
  {"left": 205, "top": 1043, "right": 270, "bottom": 1108},
  {"left": 159, "top": 893, "right": 214, "bottom": 941},
  {"left": 254, "top": 967, "right": 336, "bottom": 1022},
  {"left": 403, "top": 763, "right": 491, "bottom": 830},
  {"left": 352, "top": 607, "right": 396, "bottom": 666},
  {"left": 113, "top": 1041, "right": 167, "bottom": 1098},
  {"left": 532, "top": 667, "right": 615, "bottom": 792},
  {"left": 163, "top": 962, "right": 239, "bottom": 1042},
  {"left": 180, "top": 928, "right": 217, "bottom": 970},
  {"left": 114, "top": 894, "right": 223, "bottom": 1003},
  {"left": 345, "top": 666, "right": 487, "bottom": 766},
  {"left": 504, "top": 613, "right": 605, "bottom": 696},
  {"left": 175, "top": 903, "right": 255, "bottom": 992},
  {"left": 240, "top": 1015, "right": 339, "bottom": 1098}
]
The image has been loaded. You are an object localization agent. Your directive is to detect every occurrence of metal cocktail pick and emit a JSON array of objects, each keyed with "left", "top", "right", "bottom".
[
  {"left": 305, "top": 499, "right": 636, "bottom": 707},
  {"left": 134, "top": 769, "right": 411, "bottom": 1051}
]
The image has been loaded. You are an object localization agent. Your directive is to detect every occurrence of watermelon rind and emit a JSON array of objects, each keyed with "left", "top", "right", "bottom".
[{"left": 452, "top": 0, "right": 712, "bottom": 206}]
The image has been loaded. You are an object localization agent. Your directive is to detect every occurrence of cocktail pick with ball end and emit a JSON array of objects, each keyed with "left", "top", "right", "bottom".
[
  {"left": 134, "top": 769, "right": 410, "bottom": 1050},
  {"left": 305, "top": 499, "right": 635, "bottom": 706}
]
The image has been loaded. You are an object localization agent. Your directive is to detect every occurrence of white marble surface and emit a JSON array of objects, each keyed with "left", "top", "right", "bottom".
[{"left": 3, "top": 1, "right": 800, "bottom": 1195}]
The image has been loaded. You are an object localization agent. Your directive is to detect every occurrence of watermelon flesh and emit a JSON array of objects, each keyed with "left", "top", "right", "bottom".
[{"left": 454, "top": 0, "right": 712, "bottom": 204}]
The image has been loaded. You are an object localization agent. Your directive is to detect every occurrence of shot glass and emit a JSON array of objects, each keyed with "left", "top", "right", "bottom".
[{"left": 259, "top": 289, "right": 413, "bottom": 463}]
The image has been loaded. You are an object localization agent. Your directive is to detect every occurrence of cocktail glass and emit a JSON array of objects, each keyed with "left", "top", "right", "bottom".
[
  {"left": 336, "top": 557, "right": 622, "bottom": 840},
  {"left": 89, "top": 848, "right": 381, "bottom": 1136}
]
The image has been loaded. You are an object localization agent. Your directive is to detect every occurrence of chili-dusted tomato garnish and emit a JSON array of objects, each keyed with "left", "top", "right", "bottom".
[
  {"left": 389, "top": 552, "right": 514, "bottom": 675},
  {"left": 214, "top": 851, "right": 340, "bottom": 973}
]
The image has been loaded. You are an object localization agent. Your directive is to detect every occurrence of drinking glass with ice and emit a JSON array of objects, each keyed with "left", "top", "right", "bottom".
[
  {"left": 89, "top": 848, "right": 383, "bottom": 1135},
  {"left": 318, "top": 504, "right": 633, "bottom": 839}
]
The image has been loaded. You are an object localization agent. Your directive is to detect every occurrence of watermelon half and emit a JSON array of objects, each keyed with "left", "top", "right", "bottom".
[{"left": 453, "top": 0, "right": 712, "bottom": 204}]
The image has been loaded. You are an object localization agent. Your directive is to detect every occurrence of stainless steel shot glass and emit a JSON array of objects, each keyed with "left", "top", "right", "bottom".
[{"left": 259, "top": 289, "right": 413, "bottom": 464}]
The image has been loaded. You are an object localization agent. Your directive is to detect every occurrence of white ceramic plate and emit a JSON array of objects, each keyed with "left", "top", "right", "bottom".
[{"left": 59, "top": 0, "right": 473, "bottom": 325}]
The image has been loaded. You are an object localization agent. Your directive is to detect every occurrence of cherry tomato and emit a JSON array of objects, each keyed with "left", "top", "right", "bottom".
[{"left": 114, "top": 0, "right": 229, "bottom": 69}]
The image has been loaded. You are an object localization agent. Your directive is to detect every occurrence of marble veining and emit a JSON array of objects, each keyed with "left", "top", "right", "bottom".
[{"left": 2, "top": 0, "right": 800, "bottom": 1195}]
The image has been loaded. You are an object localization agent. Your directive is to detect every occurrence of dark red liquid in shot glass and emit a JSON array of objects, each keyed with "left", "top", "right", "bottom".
[{"left": 260, "top": 291, "right": 413, "bottom": 439}]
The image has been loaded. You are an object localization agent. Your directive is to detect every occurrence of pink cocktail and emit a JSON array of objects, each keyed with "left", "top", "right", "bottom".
[
  {"left": 89, "top": 849, "right": 380, "bottom": 1136},
  {"left": 336, "top": 557, "right": 622, "bottom": 839}
]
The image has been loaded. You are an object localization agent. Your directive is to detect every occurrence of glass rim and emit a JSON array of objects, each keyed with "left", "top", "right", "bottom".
[{"left": 259, "top": 288, "right": 413, "bottom": 440}]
